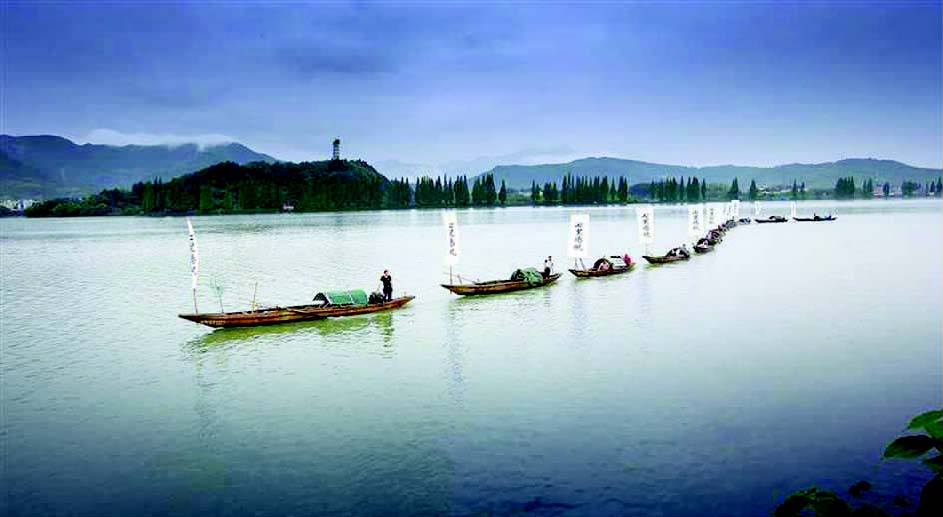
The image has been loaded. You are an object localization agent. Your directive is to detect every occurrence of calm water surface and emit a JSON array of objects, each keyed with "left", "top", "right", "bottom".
[{"left": 2, "top": 200, "right": 941, "bottom": 515}]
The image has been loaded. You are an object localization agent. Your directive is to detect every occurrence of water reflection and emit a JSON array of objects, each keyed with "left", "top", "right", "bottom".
[{"left": 183, "top": 312, "right": 397, "bottom": 353}]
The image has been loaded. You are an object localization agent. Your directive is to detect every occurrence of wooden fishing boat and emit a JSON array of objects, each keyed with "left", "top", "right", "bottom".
[
  {"left": 793, "top": 215, "right": 837, "bottom": 222},
  {"left": 442, "top": 269, "right": 562, "bottom": 295},
  {"left": 738, "top": 217, "right": 752, "bottom": 224},
  {"left": 755, "top": 216, "right": 788, "bottom": 224},
  {"left": 694, "top": 243, "right": 714, "bottom": 254},
  {"left": 569, "top": 257, "right": 636, "bottom": 278},
  {"left": 643, "top": 253, "right": 691, "bottom": 264},
  {"left": 179, "top": 291, "right": 415, "bottom": 328}
]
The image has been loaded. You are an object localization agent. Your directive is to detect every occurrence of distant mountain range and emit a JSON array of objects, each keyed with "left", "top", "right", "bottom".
[
  {"left": 0, "top": 135, "right": 275, "bottom": 198},
  {"left": 479, "top": 157, "right": 942, "bottom": 190},
  {"left": 3, "top": 133, "right": 940, "bottom": 199}
]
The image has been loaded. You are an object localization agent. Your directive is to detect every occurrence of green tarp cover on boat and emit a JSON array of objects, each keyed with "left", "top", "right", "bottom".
[
  {"left": 313, "top": 289, "right": 369, "bottom": 306},
  {"left": 510, "top": 267, "right": 544, "bottom": 285}
]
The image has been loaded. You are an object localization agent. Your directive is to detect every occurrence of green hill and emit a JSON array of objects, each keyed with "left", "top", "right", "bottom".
[
  {"left": 24, "top": 158, "right": 403, "bottom": 217},
  {"left": 482, "top": 157, "right": 941, "bottom": 190},
  {"left": 0, "top": 134, "right": 276, "bottom": 198}
]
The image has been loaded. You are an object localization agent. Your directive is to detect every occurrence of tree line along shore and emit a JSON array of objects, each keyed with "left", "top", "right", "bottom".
[{"left": 17, "top": 159, "right": 943, "bottom": 218}]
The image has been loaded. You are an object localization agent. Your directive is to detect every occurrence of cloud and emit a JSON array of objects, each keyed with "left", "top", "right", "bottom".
[
  {"left": 273, "top": 44, "right": 397, "bottom": 78},
  {"left": 82, "top": 129, "right": 236, "bottom": 149}
]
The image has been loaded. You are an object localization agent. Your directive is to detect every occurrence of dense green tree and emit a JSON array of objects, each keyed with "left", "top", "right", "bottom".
[
  {"left": 485, "top": 174, "right": 497, "bottom": 205},
  {"left": 199, "top": 184, "right": 213, "bottom": 213},
  {"left": 860, "top": 179, "right": 874, "bottom": 199},
  {"left": 498, "top": 180, "right": 507, "bottom": 205},
  {"left": 748, "top": 179, "right": 759, "bottom": 200},
  {"left": 454, "top": 176, "right": 470, "bottom": 207},
  {"left": 835, "top": 177, "right": 856, "bottom": 199},
  {"left": 542, "top": 182, "right": 559, "bottom": 204},
  {"left": 728, "top": 178, "right": 740, "bottom": 200},
  {"left": 901, "top": 180, "right": 920, "bottom": 197}
]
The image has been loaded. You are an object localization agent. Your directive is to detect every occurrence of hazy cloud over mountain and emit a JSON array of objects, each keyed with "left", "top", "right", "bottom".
[{"left": 82, "top": 129, "right": 236, "bottom": 149}]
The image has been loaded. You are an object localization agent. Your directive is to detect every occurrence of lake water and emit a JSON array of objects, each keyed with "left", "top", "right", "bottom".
[{"left": 2, "top": 199, "right": 941, "bottom": 516}]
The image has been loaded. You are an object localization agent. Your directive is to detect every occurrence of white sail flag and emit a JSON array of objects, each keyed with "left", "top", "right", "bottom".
[
  {"left": 443, "top": 212, "right": 460, "bottom": 265},
  {"left": 567, "top": 213, "right": 590, "bottom": 259},
  {"left": 706, "top": 204, "right": 718, "bottom": 227},
  {"left": 732, "top": 200, "right": 741, "bottom": 219},
  {"left": 186, "top": 218, "right": 199, "bottom": 290},
  {"left": 636, "top": 205, "right": 655, "bottom": 244},
  {"left": 687, "top": 204, "right": 704, "bottom": 237},
  {"left": 754, "top": 201, "right": 761, "bottom": 217},
  {"left": 790, "top": 201, "right": 797, "bottom": 218}
]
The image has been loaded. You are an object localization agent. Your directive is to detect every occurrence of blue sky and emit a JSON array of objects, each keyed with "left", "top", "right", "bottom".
[{"left": 3, "top": 1, "right": 941, "bottom": 170}]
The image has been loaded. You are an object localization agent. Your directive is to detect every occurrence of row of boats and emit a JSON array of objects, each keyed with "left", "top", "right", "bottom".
[{"left": 179, "top": 203, "right": 835, "bottom": 329}]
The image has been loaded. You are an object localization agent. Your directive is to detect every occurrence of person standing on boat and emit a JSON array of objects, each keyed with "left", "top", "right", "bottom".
[
  {"left": 380, "top": 270, "right": 393, "bottom": 301},
  {"left": 623, "top": 253, "right": 632, "bottom": 265},
  {"left": 543, "top": 256, "right": 554, "bottom": 279}
]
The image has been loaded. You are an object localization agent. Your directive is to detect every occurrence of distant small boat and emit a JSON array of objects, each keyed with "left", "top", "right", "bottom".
[
  {"left": 179, "top": 290, "right": 414, "bottom": 328},
  {"left": 442, "top": 268, "right": 562, "bottom": 295},
  {"left": 643, "top": 253, "right": 691, "bottom": 264},
  {"left": 793, "top": 215, "right": 836, "bottom": 222},
  {"left": 756, "top": 216, "right": 788, "bottom": 224},
  {"left": 569, "top": 257, "right": 636, "bottom": 278},
  {"left": 738, "top": 217, "right": 752, "bottom": 224},
  {"left": 694, "top": 243, "right": 714, "bottom": 254}
]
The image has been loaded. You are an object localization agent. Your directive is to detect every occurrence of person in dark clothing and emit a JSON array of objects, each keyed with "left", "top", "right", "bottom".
[{"left": 380, "top": 270, "right": 393, "bottom": 301}]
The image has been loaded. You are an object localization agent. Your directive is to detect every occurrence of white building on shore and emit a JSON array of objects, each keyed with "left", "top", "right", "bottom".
[{"left": 1, "top": 199, "right": 37, "bottom": 211}]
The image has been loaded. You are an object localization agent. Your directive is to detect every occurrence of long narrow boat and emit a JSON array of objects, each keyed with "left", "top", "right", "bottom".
[
  {"left": 442, "top": 270, "right": 562, "bottom": 296},
  {"left": 694, "top": 243, "right": 714, "bottom": 254},
  {"left": 569, "top": 261, "right": 636, "bottom": 278},
  {"left": 738, "top": 217, "right": 752, "bottom": 224},
  {"left": 179, "top": 293, "right": 415, "bottom": 328},
  {"left": 643, "top": 253, "right": 691, "bottom": 264},
  {"left": 793, "top": 216, "right": 837, "bottom": 222},
  {"left": 755, "top": 216, "right": 788, "bottom": 224}
]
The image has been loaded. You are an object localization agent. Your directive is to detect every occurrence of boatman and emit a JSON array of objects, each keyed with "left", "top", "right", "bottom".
[
  {"left": 543, "top": 256, "right": 554, "bottom": 279},
  {"left": 380, "top": 270, "right": 393, "bottom": 301}
]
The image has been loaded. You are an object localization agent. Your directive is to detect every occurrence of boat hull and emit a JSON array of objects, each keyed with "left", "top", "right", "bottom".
[
  {"left": 568, "top": 263, "right": 636, "bottom": 278},
  {"left": 179, "top": 296, "right": 415, "bottom": 328},
  {"left": 694, "top": 244, "right": 714, "bottom": 254},
  {"left": 643, "top": 254, "right": 690, "bottom": 264},
  {"left": 756, "top": 217, "right": 788, "bottom": 224},
  {"left": 793, "top": 216, "right": 836, "bottom": 222},
  {"left": 442, "top": 273, "right": 562, "bottom": 295}
]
